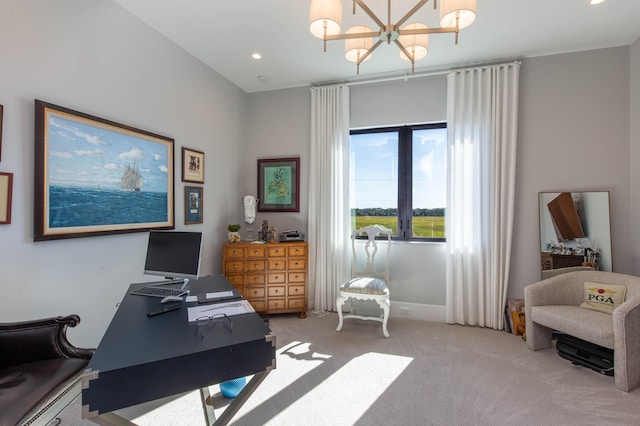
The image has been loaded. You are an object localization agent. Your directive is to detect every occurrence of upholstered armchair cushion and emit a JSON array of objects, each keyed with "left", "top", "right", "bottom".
[
  {"left": 340, "top": 277, "right": 389, "bottom": 295},
  {"left": 0, "top": 315, "right": 94, "bottom": 426},
  {"left": 525, "top": 271, "right": 640, "bottom": 392}
]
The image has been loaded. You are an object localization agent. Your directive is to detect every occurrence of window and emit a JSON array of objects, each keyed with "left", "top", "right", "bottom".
[{"left": 349, "top": 123, "right": 446, "bottom": 241}]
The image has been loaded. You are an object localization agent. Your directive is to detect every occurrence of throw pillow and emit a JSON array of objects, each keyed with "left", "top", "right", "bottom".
[{"left": 580, "top": 282, "right": 626, "bottom": 314}]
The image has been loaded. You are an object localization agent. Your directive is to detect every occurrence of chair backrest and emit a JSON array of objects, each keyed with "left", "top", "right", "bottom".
[{"left": 351, "top": 225, "right": 392, "bottom": 283}]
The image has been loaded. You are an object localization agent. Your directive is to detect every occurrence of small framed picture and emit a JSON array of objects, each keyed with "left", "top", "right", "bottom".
[
  {"left": 185, "top": 186, "right": 203, "bottom": 224},
  {"left": 182, "top": 147, "right": 205, "bottom": 183},
  {"left": 257, "top": 157, "right": 300, "bottom": 212},
  {"left": 0, "top": 172, "right": 13, "bottom": 224}
]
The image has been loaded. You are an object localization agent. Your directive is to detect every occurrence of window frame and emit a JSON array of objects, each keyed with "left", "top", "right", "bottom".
[{"left": 350, "top": 122, "right": 447, "bottom": 242}]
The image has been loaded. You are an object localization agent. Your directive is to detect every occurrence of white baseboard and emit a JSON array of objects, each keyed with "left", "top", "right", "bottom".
[{"left": 390, "top": 301, "right": 446, "bottom": 322}]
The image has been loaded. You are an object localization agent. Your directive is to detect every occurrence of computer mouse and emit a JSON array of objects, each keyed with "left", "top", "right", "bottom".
[{"left": 161, "top": 295, "right": 184, "bottom": 304}]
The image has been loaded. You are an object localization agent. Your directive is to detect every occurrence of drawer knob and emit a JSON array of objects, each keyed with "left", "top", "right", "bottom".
[
  {"left": 254, "top": 250, "right": 259, "bottom": 255},
  {"left": 254, "top": 277, "right": 259, "bottom": 282},
  {"left": 254, "top": 290, "right": 258, "bottom": 295},
  {"left": 294, "top": 288, "right": 299, "bottom": 293},
  {"left": 294, "top": 275, "right": 299, "bottom": 279},
  {"left": 233, "top": 250, "right": 239, "bottom": 255},
  {"left": 275, "top": 289, "right": 279, "bottom": 293},
  {"left": 233, "top": 265, "right": 237, "bottom": 269}
]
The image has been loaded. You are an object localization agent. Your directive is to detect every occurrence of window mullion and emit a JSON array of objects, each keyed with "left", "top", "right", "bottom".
[{"left": 398, "top": 127, "right": 412, "bottom": 240}]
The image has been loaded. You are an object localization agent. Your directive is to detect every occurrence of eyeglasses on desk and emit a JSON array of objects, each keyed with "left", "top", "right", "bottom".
[{"left": 196, "top": 313, "right": 233, "bottom": 338}]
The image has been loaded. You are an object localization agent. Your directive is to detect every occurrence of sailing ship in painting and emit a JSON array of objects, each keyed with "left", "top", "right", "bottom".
[{"left": 121, "top": 163, "right": 143, "bottom": 192}]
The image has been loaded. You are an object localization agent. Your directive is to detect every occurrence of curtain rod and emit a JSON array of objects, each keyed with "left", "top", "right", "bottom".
[{"left": 311, "top": 58, "right": 522, "bottom": 88}]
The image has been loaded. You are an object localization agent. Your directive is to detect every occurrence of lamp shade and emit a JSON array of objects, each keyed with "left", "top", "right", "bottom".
[
  {"left": 398, "top": 23, "right": 429, "bottom": 62},
  {"left": 310, "top": 0, "right": 342, "bottom": 39},
  {"left": 345, "top": 26, "right": 373, "bottom": 62},
  {"left": 440, "top": 0, "right": 476, "bottom": 29}
]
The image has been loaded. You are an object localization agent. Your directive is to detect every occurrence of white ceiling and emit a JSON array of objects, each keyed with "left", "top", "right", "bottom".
[{"left": 113, "top": 0, "right": 640, "bottom": 93}]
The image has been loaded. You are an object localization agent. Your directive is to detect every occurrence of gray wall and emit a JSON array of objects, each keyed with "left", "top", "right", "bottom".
[
  {"left": 246, "top": 47, "right": 636, "bottom": 309},
  {"left": 1, "top": 0, "right": 637, "bottom": 344},
  {"left": 630, "top": 38, "right": 640, "bottom": 275},
  {"left": 0, "top": 0, "right": 247, "bottom": 347},
  {"left": 510, "top": 47, "right": 632, "bottom": 298}
]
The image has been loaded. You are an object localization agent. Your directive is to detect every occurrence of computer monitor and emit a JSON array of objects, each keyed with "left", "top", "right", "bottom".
[{"left": 143, "top": 231, "right": 203, "bottom": 285}]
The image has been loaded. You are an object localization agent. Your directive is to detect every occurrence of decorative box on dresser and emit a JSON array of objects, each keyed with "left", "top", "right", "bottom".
[{"left": 223, "top": 242, "right": 308, "bottom": 318}]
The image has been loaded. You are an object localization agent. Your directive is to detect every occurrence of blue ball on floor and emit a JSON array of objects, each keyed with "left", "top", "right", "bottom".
[{"left": 219, "top": 377, "right": 247, "bottom": 398}]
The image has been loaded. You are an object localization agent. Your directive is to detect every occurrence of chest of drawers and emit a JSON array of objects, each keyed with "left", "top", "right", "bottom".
[{"left": 222, "top": 242, "right": 308, "bottom": 318}]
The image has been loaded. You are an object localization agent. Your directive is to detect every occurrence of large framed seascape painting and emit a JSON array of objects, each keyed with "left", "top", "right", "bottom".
[
  {"left": 34, "top": 100, "right": 175, "bottom": 241},
  {"left": 257, "top": 157, "right": 299, "bottom": 212}
]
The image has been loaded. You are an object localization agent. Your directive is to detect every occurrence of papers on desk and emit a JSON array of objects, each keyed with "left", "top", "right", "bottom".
[
  {"left": 187, "top": 300, "right": 255, "bottom": 322},
  {"left": 185, "top": 291, "right": 233, "bottom": 304}
]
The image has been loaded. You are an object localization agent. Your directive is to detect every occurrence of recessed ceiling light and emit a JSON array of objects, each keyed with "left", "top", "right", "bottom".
[
  {"left": 590, "top": 0, "right": 605, "bottom": 5},
  {"left": 257, "top": 75, "right": 270, "bottom": 83},
  {"left": 251, "top": 53, "right": 262, "bottom": 60}
]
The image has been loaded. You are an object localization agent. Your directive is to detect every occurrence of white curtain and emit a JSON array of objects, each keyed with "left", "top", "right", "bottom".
[
  {"left": 445, "top": 62, "right": 520, "bottom": 329},
  {"left": 308, "top": 85, "right": 351, "bottom": 312}
]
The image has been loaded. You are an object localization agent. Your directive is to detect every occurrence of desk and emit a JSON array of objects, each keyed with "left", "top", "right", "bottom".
[{"left": 81, "top": 275, "right": 276, "bottom": 425}]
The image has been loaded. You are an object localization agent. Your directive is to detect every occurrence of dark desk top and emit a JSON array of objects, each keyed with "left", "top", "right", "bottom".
[{"left": 82, "top": 274, "right": 275, "bottom": 416}]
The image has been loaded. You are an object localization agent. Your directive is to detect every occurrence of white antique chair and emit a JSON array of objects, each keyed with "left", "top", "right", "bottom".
[{"left": 336, "top": 224, "right": 392, "bottom": 338}]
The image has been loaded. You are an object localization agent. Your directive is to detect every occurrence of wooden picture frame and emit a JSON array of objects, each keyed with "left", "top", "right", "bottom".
[
  {"left": 34, "top": 100, "right": 175, "bottom": 241},
  {"left": 257, "top": 157, "right": 300, "bottom": 212},
  {"left": 184, "top": 186, "right": 203, "bottom": 225},
  {"left": 0, "top": 104, "right": 4, "bottom": 162},
  {"left": 0, "top": 172, "right": 12, "bottom": 224},
  {"left": 182, "top": 147, "right": 205, "bottom": 183}
]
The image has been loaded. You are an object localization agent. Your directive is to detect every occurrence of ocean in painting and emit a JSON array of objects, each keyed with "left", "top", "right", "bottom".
[{"left": 49, "top": 185, "right": 168, "bottom": 228}]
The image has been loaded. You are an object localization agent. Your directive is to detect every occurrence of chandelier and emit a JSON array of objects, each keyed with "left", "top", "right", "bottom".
[{"left": 309, "top": 0, "right": 477, "bottom": 74}]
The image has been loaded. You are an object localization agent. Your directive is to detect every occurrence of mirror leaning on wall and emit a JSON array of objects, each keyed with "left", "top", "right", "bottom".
[{"left": 538, "top": 191, "right": 612, "bottom": 280}]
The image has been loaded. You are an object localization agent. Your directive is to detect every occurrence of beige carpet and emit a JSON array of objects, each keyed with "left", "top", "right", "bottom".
[{"left": 58, "top": 312, "right": 640, "bottom": 425}]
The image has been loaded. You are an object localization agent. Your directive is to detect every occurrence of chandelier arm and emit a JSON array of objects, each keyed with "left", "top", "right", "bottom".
[
  {"left": 356, "top": 39, "right": 383, "bottom": 64},
  {"left": 394, "top": 40, "right": 415, "bottom": 64},
  {"left": 395, "top": 0, "right": 430, "bottom": 30},
  {"left": 325, "top": 31, "right": 380, "bottom": 41},
  {"left": 398, "top": 27, "right": 457, "bottom": 36},
  {"left": 353, "top": 0, "right": 386, "bottom": 30}
]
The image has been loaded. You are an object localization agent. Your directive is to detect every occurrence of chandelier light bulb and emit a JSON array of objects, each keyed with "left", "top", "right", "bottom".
[
  {"left": 398, "top": 23, "right": 429, "bottom": 62},
  {"left": 309, "top": 0, "right": 342, "bottom": 39},
  {"left": 440, "top": 0, "right": 477, "bottom": 29},
  {"left": 345, "top": 26, "right": 373, "bottom": 62}
]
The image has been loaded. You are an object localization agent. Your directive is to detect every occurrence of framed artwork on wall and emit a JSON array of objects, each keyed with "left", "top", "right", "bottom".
[
  {"left": 0, "top": 104, "right": 4, "bottom": 162},
  {"left": 182, "top": 147, "right": 205, "bottom": 183},
  {"left": 257, "top": 157, "right": 300, "bottom": 212},
  {"left": 185, "top": 186, "right": 203, "bottom": 225},
  {"left": 0, "top": 172, "right": 13, "bottom": 224},
  {"left": 34, "top": 100, "right": 175, "bottom": 241}
]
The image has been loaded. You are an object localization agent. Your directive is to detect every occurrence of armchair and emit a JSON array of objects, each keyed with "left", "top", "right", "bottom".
[
  {"left": 0, "top": 315, "right": 94, "bottom": 426},
  {"left": 524, "top": 271, "right": 640, "bottom": 392}
]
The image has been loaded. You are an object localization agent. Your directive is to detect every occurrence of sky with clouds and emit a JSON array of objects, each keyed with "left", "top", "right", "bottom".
[
  {"left": 350, "top": 127, "right": 446, "bottom": 209},
  {"left": 46, "top": 113, "right": 171, "bottom": 193}
]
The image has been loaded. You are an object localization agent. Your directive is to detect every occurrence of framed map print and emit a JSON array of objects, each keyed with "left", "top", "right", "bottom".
[{"left": 257, "top": 157, "right": 299, "bottom": 212}]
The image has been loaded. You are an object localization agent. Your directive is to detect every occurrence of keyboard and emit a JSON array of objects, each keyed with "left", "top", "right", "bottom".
[{"left": 130, "top": 286, "right": 189, "bottom": 298}]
